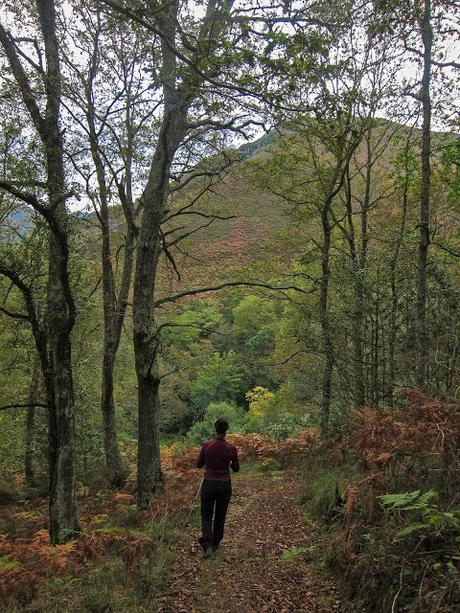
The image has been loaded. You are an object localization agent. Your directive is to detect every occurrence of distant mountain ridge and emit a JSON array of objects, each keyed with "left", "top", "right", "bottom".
[
  {"left": 237, "top": 130, "right": 276, "bottom": 160},
  {"left": 4, "top": 123, "right": 458, "bottom": 298}
]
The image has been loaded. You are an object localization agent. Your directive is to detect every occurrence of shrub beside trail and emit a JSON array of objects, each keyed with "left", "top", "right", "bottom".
[{"left": 301, "top": 391, "right": 460, "bottom": 612}]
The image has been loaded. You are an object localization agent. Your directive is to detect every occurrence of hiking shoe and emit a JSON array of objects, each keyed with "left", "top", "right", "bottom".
[
  {"left": 203, "top": 546, "right": 213, "bottom": 559},
  {"left": 199, "top": 536, "right": 210, "bottom": 552}
]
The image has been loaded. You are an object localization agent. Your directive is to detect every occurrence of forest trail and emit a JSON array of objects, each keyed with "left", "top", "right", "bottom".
[{"left": 155, "top": 469, "right": 343, "bottom": 613}]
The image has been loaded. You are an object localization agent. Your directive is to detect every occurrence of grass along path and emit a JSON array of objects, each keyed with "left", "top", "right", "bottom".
[{"left": 155, "top": 467, "right": 343, "bottom": 612}]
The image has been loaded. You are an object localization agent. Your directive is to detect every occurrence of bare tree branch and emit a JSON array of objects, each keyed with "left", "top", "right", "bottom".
[
  {"left": 164, "top": 218, "right": 216, "bottom": 249},
  {"left": 0, "top": 305, "right": 29, "bottom": 320},
  {"left": 432, "top": 241, "right": 460, "bottom": 258},
  {"left": 404, "top": 42, "right": 460, "bottom": 69},
  {"left": 154, "top": 280, "right": 317, "bottom": 307},
  {"left": 0, "top": 24, "right": 46, "bottom": 136},
  {"left": 0, "top": 180, "right": 43, "bottom": 209},
  {"left": 0, "top": 402, "right": 48, "bottom": 412},
  {"left": 269, "top": 349, "right": 310, "bottom": 366}
]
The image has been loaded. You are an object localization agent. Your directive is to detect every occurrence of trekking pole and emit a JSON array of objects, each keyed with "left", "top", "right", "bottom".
[{"left": 186, "top": 477, "right": 203, "bottom": 526}]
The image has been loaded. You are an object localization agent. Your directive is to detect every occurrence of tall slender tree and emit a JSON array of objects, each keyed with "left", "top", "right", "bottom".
[
  {"left": 0, "top": 0, "right": 79, "bottom": 543},
  {"left": 62, "top": 3, "right": 155, "bottom": 487},
  {"left": 415, "top": 0, "right": 433, "bottom": 388}
]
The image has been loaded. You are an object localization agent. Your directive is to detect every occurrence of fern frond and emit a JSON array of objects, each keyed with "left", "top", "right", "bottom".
[
  {"left": 379, "top": 490, "right": 437, "bottom": 512},
  {"left": 379, "top": 490, "right": 421, "bottom": 509},
  {"left": 398, "top": 522, "right": 429, "bottom": 536}
]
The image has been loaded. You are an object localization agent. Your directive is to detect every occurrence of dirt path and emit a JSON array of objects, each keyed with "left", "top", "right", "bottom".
[{"left": 155, "top": 470, "right": 343, "bottom": 612}]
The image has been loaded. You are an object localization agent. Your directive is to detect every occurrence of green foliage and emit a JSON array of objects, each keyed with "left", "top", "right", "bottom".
[
  {"left": 246, "top": 408, "right": 308, "bottom": 440},
  {"left": 244, "top": 386, "right": 311, "bottom": 439},
  {"left": 160, "top": 389, "right": 193, "bottom": 434},
  {"left": 380, "top": 489, "right": 460, "bottom": 539},
  {"left": 83, "top": 587, "right": 112, "bottom": 613},
  {"left": 230, "top": 296, "right": 278, "bottom": 354},
  {"left": 0, "top": 555, "right": 21, "bottom": 571},
  {"left": 143, "top": 515, "right": 185, "bottom": 544},
  {"left": 264, "top": 414, "right": 307, "bottom": 440},
  {"left": 185, "top": 401, "right": 245, "bottom": 445},
  {"left": 390, "top": 143, "right": 419, "bottom": 190},
  {"left": 30, "top": 545, "right": 176, "bottom": 612},
  {"left": 160, "top": 301, "right": 224, "bottom": 349},
  {"left": 301, "top": 462, "right": 362, "bottom": 521},
  {"left": 440, "top": 137, "right": 460, "bottom": 201},
  {"left": 379, "top": 489, "right": 437, "bottom": 511},
  {"left": 189, "top": 351, "right": 245, "bottom": 414},
  {"left": 0, "top": 412, "right": 27, "bottom": 478},
  {"left": 30, "top": 557, "right": 128, "bottom": 612},
  {"left": 280, "top": 545, "right": 313, "bottom": 562}
]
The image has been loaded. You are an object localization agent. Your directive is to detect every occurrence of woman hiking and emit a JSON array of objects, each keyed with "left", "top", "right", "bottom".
[{"left": 196, "top": 417, "right": 240, "bottom": 558}]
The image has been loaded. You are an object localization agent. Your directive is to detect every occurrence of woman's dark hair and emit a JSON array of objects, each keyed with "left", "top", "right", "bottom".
[{"left": 214, "top": 417, "right": 229, "bottom": 435}]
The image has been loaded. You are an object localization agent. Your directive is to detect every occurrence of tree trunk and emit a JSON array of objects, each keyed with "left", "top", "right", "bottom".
[
  {"left": 356, "top": 131, "right": 372, "bottom": 405},
  {"left": 388, "top": 268, "right": 400, "bottom": 405},
  {"left": 344, "top": 159, "right": 367, "bottom": 408},
  {"left": 38, "top": 0, "right": 79, "bottom": 544},
  {"left": 80, "top": 22, "right": 133, "bottom": 487},
  {"left": 316, "top": 126, "right": 358, "bottom": 436},
  {"left": 46, "top": 153, "right": 79, "bottom": 544},
  {"left": 101, "top": 346, "right": 126, "bottom": 486},
  {"left": 352, "top": 284, "right": 365, "bottom": 406},
  {"left": 136, "top": 357, "right": 162, "bottom": 508},
  {"left": 319, "top": 201, "right": 333, "bottom": 437},
  {"left": 92, "top": 135, "right": 127, "bottom": 487},
  {"left": 388, "top": 137, "right": 411, "bottom": 403},
  {"left": 25, "top": 358, "right": 41, "bottom": 487},
  {"left": 1, "top": 0, "right": 79, "bottom": 543},
  {"left": 416, "top": 0, "right": 433, "bottom": 388},
  {"left": 343, "top": 168, "right": 365, "bottom": 407},
  {"left": 133, "top": 106, "right": 187, "bottom": 508},
  {"left": 372, "top": 277, "right": 380, "bottom": 407},
  {"left": 47, "top": 288, "right": 78, "bottom": 545}
]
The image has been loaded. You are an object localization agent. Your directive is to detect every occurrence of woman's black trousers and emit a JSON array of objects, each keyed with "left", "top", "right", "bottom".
[{"left": 199, "top": 478, "right": 232, "bottom": 551}]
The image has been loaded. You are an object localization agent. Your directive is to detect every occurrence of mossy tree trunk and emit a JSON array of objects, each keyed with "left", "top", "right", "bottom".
[
  {"left": 0, "top": 0, "right": 79, "bottom": 544},
  {"left": 415, "top": 0, "right": 433, "bottom": 388}
]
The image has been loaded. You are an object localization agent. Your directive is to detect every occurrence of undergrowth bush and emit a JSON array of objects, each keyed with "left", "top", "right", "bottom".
[
  {"left": 185, "top": 386, "right": 314, "bottom": 443},
  {"left": 302, "top": 391, "right": 460, "bottom": 612},
  {"left": 244, "top": 386, "right": 311, "bottom": 439},
  {"left": 185, "top": 401, "right": 245, "bottom": 445},
  {"left": 300, "top": 463, "right": 363, "bottom": 522}
]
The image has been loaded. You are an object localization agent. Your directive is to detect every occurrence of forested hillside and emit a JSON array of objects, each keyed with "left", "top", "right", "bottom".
[{"left": 0, "top": 0, "right": 459, "bottom": 611}]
